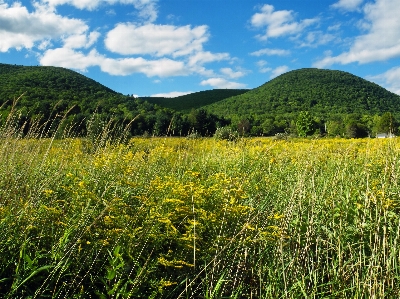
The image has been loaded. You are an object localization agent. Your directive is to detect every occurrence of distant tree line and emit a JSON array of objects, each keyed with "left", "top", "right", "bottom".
[
  {"left": 226, "top": 111, "right": 398, "bottom": 138},
  {"left": 2, "top": 64, "right": 400, "bottom": 139}
]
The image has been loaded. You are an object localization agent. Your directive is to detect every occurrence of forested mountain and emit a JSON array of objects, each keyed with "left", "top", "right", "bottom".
[
  {"left": 0, "top": 63, "right": 122, "bottom": 115},
  {"left": 204, "top": 68, "right": 400, "bottom": 120},
  {"left": 141, "top": 89, "right": 249, "bottom": 112},
  {"left": 203, "top": 68, "right": 400, "bottom": 137},
  {"left": 1, "top": 64, "right": 400, "bottom": 138},
  {"left": 0, "top": 63, "right": 226, "bottom": 137}
]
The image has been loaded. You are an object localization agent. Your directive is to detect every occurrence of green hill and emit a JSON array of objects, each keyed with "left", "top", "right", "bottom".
[
  {"left": 2, "top": 64, "right": 400, "bottom": 138},
  {"left": 0, "top": 63, "right": 168, "bottom": 136},
  {"left": 204, "top": 68, "right": 400, "bottom": 121},
  {"left": 0, "top": 63, "right": 226, "bottom": 137},
  {"left": 141, "top": 89, "right": 249, "bottom": 112},
  {"left": 0, "top": 63, "right": 125, "bottom": 115}
]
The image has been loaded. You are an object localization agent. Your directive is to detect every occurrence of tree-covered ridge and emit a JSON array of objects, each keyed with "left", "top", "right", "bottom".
[
  {"left": 0, "top": 63, "right": 121, "bottom": 115},
  {"left": 0, "top": 63, "right": 228, "bottom": 137},
  {"left": 2, "top": 64, "right": 400, "bottom": 138},
  {"left": 204, "top": 68, "right": 400, "bottom": 120},
  {"left": 141, "top": 89, "right": 249, "bottom": 112}
]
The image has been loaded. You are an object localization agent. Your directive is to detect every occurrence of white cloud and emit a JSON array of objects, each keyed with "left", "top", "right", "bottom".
[
  {"left": 187, "top": 51, "right": 230, "bottom": 66},
  {"left": 220, "top": 67, "right": 246, "bottom": 79},
  {"left": 299, "top": 31, "right": 337, "bottom": 48},
  {"left": 42, "top": 0, "right": 158, "bottom": 22},
  {"left": 62, "top": 31, "right": 100, "bottom": 49},
  {"left": 104, "top": 23, "right": 231, "bottom": 78},
  {"left": 256, "top": 60, "right": 272, "bottom": 73},
  {"left": 250, "top": 4, "right": 318, "bottom": 40},
  {"left": 200, "top": 78, "right": 246, "bottom": 89},
  {"left": 105, "top": 23, "right": 209, "bottom": 57},
  {"left": 101, "top": 56, "right": 188, "bottom": 77},
  {"left": 256, "top": 63, "right": 289, "bottom": 78},
  {"left": 328, "top": 24, "right": 341, "bottom": 31},
  {"left": 38, "top": 39, "right": 52, "bottom": 50},
  {"left": 151, "top": 91, "right": 193, "bottom": 97},
  {"left": 367, "top": 66, "right": 400, "bottom": 95},
  {"left": 331, "top": 0, "right": 364, "bottom": 11},
  {"left": 250, "top": 48, "right": 290, "bottom": 56},
  {"left": 39, "top": 48, "right": 101, "bottom": 71},
  {"left": 314, "top": 0, "right": 400, "bottom": 68},
  {"left": 0, "top": 2, "right": 88, "bottom": 52},
  {"left": 270, "top": 66, "right": 290, "bottom": 78},
  {"left": 40, "top": 47, "right": 189, "bottom": 77}
]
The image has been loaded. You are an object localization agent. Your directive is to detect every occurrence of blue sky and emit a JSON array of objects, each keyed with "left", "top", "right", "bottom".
[{"left": 1, "top": 0, "right": 400, "bottom": 97}]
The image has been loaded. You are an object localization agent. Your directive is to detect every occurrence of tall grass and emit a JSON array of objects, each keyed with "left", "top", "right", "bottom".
[{"left": 0, "top": 113, "right": 399, "bottom": 298}]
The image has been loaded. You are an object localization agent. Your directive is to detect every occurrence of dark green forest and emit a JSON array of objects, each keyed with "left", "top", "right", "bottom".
[
  {"left": 203, "top": 68, "right": 400, "bottom": 137},
  {"left": 141, "top": 89, "right": 249, "bottom": 112},
  {"left": 1, "top": 63, "right": 400, "bottom": 138},
  {"left": 0, "top": 63, "right": 227, "bottom": 137}
]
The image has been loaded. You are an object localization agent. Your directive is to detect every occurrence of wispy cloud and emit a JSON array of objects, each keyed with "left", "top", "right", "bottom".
[
  {"left": 256, "top": 60, "right": 272, "bottom": 73},
  {"left": 314, "top": 0, "right": 400, "bottom": 67},
  {"left": 151, "top": 91, "right": 193, "bottom": 97},
  {"left": 250, "top": 48, "right": 290, "bottom": 56},
  {"left": 331, "top": 0, "right": 364, "bottom": 12},
  {"left": 367, "top": 66, "right": 400, "bottom": 95},
  {"left": 250, "top": 4, "right": 318, "bottom": 41},
  {"left": 255, "top": 62, "right": 289, "bottom": 79},
  {"left": 200, "top": 78, "right": 247, "bottom": 89},
  {"left": 298, "top": 31, "right": 337, "bottom": 48},
  {"left": 270, "top": 65, "right": 290, "bottom": 78},
  {"left": 220, "top": 67, "right": 247, "bottom": 79}
]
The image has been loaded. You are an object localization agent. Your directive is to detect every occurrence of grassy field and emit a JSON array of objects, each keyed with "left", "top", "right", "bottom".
[{"left": 1, "top": 130, "right": 400, "bottom": 298}]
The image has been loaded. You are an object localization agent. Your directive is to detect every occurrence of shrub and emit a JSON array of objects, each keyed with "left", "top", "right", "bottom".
[{"left": 213, "top": 126, "right": 239, "bottom": 141}]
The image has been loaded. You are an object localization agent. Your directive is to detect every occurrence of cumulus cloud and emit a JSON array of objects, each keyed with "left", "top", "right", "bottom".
[
  {"left": 0, "top": 0, "right": 238, "bottom": 81},
  {"left": 151, "top": 91, "right": 193, "bottom": 98},
  {"left": 39, "top": 48, "right": 102, "bottom": 71},
  {"left": 105, "top": 23, "right": 209, "bottom": 57},
  {"left": 200, "top": 78, "right": 246, "bottom": 89},
  {"left": 220, "top": 68, "right": 246, "bottom": 79},
  {"left": 314, "top": 0, "right": 400, "bottom": 67},
  {"left": 100, "top": 56, "right": 188, "bottom": 77},
  {"left": 367, "top": 66, "right": 400, "bottom": 95},
  {"left": 40, "top": 47, "right": 189, "bottom": 76},
  {"left": 331, "top": 0, "right": 364, "bottom": 11},
  {"left": 0, "top": 2, "right": 88, "bottom": 52},
  {"left": 250, "top": 4, "right": 318, "bottom": 40},
  {"left": 103, "top": 23, "right": 231, "bottom": 77},
  {"left": 62, "top": 31, "right": 101, "bottom": 49},
  {"left": 250, "top": 48, "right": 290, "bottom": 56}
]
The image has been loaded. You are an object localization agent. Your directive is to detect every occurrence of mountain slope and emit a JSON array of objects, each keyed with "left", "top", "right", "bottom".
[
  {"left": 0, "top": 63, "right": 227, "bottom": 137},
  {"left": 141, "top": 89, "right": 249, "bottom": 112},
  {"left": 0, "top": 63, "right": 123, "bottom": 114},
  {"left": 204, "top": 68, "right": 400, "bottom": 120}
]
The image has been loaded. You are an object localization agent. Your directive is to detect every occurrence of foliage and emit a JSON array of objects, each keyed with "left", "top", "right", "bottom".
[
  {"left": 141, "top": 89, "right": 249, "bottom": 112},
  {"left": 296, "top": 111, "right": 315, "bottom": 137},
  {"left": 203, "top": 68, "right": 400, "bottom": 136},
  {"left": 1, "top": 117, "right": 400, "bottom": 298},
  {"left": 213, "top": 126, "right": 239, "bottom": 141},
  {"left": 0, "top": 64, "right": 233, "bottom": 138},
  {"left": 2, "top": 64, "right": 400, "bottom": 138}
]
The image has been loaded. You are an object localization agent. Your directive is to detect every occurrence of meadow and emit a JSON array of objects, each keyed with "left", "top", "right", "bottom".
[{"left": 1, "top": 126, "right": 400, "bottom": 298}]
